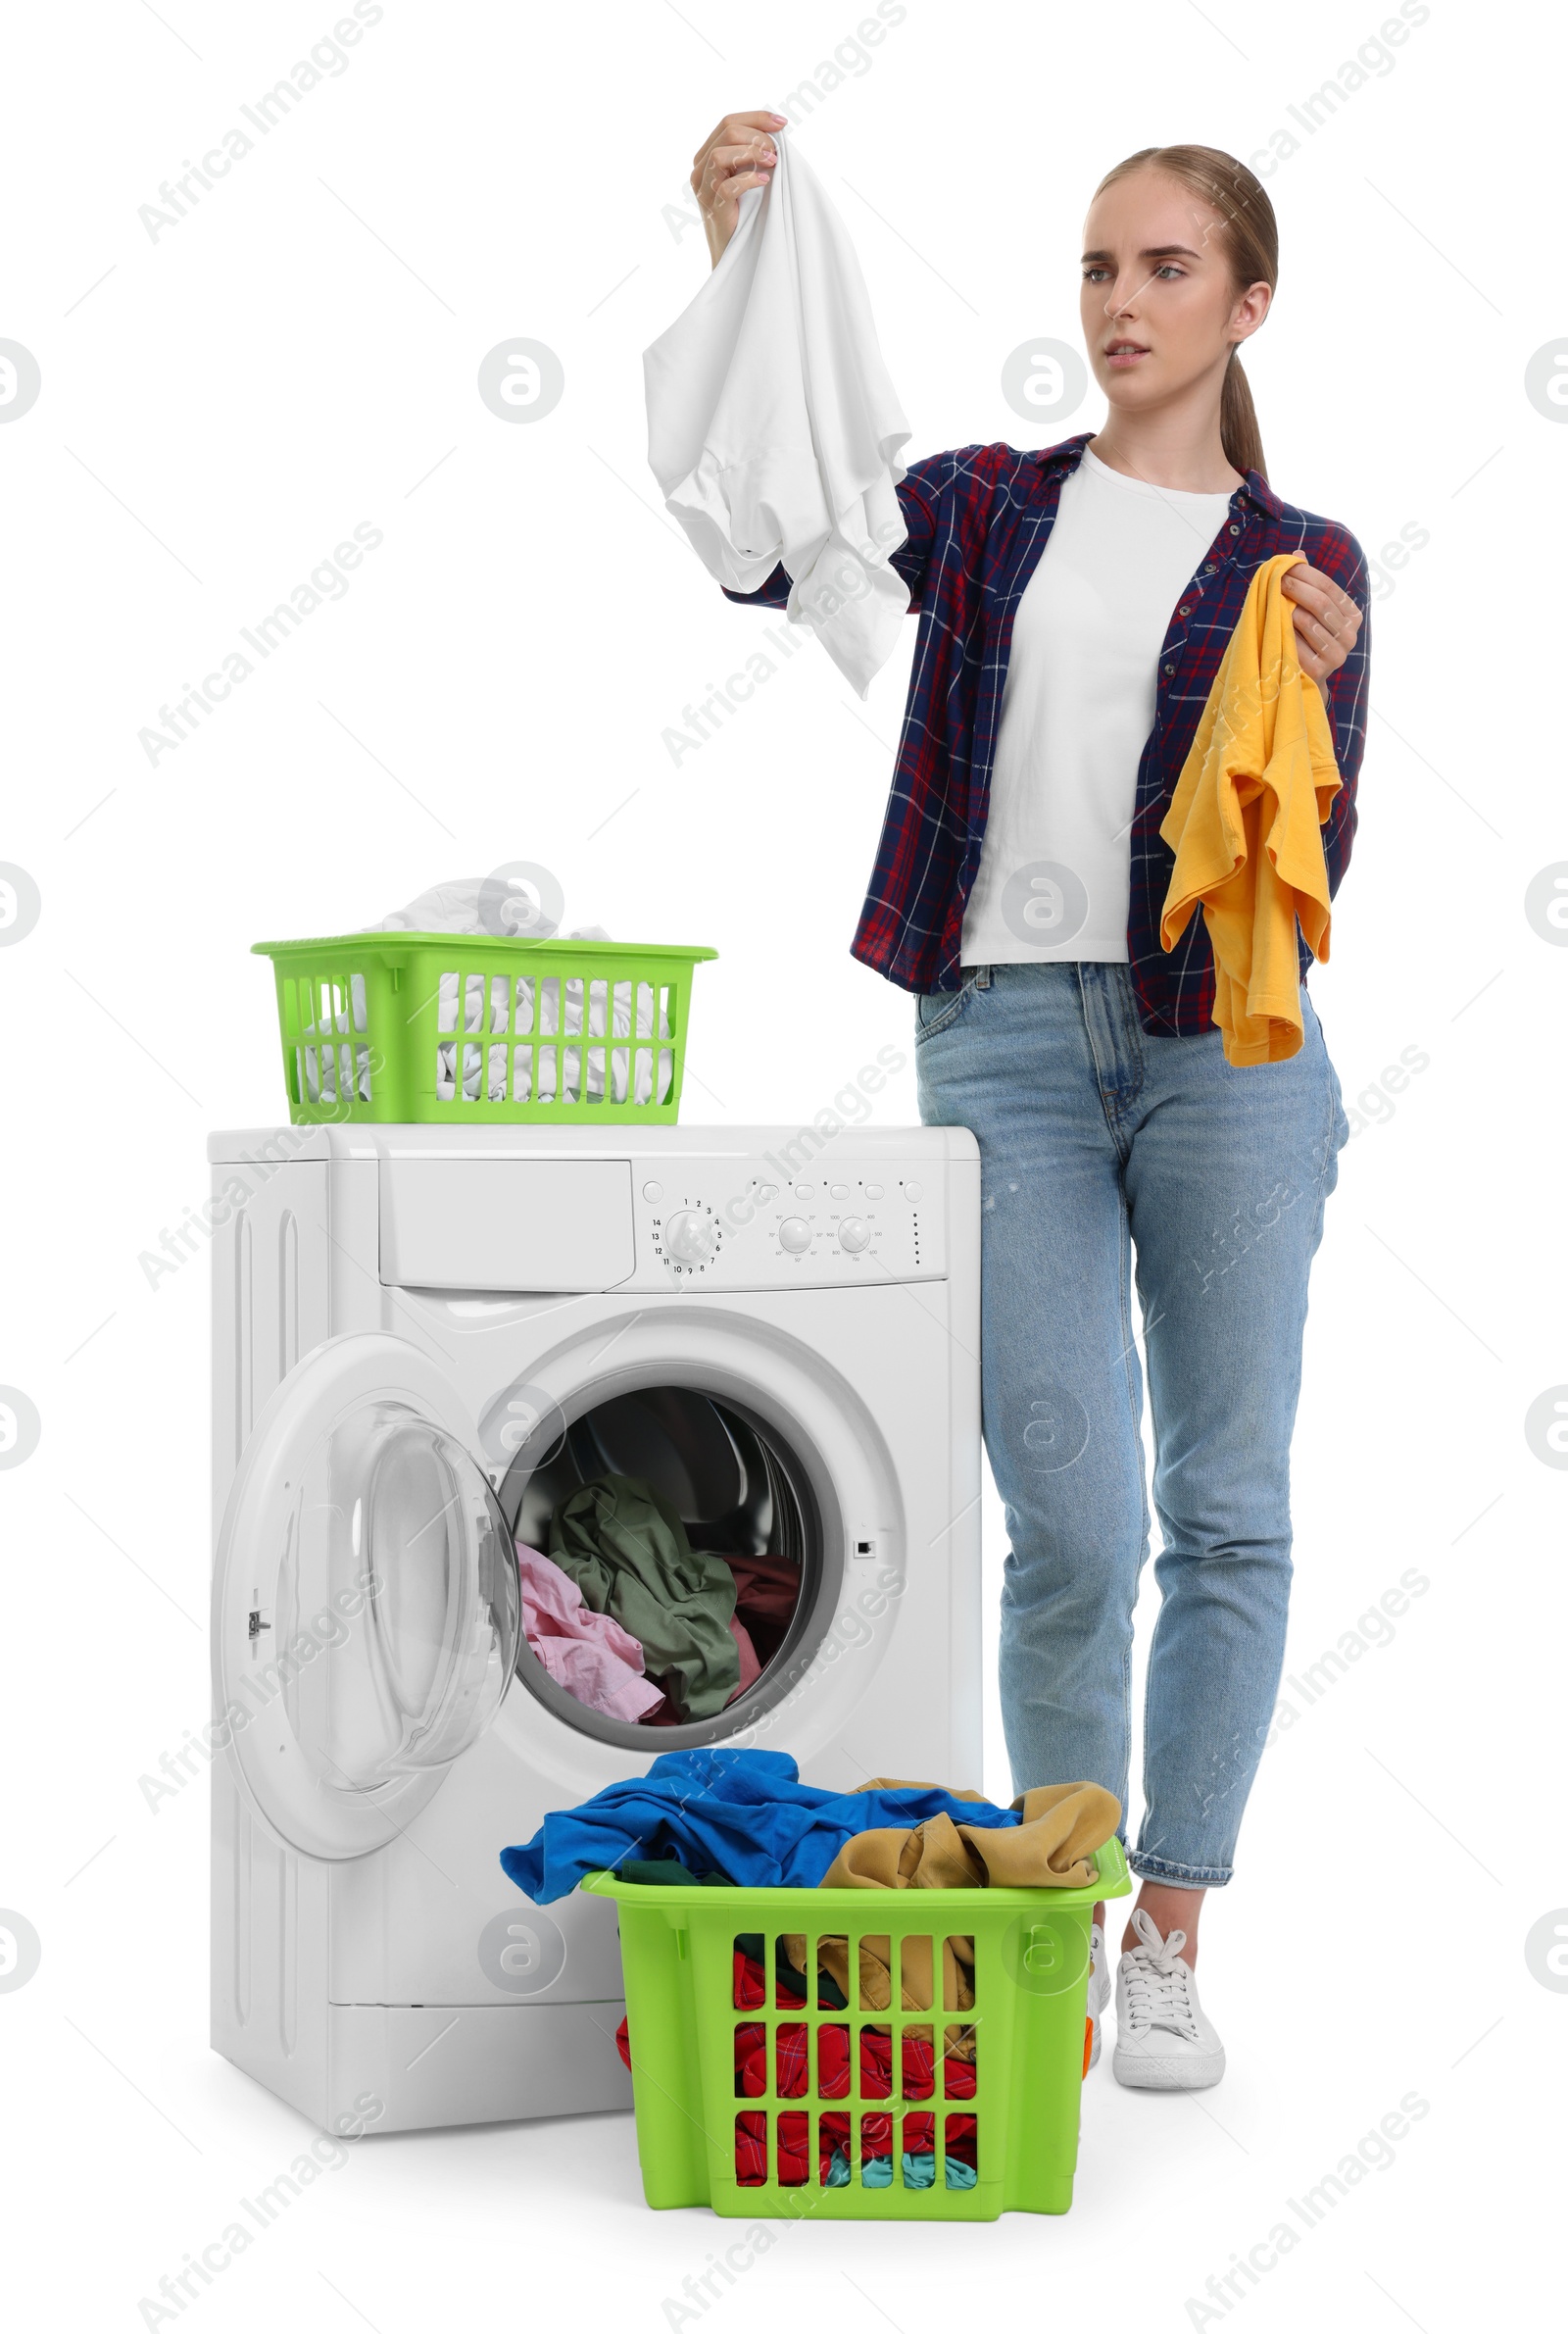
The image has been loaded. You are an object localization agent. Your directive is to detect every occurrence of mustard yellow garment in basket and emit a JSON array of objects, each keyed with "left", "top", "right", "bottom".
[{"left": 1158, "top": 553, "right": 1342, "bottom": 1066}]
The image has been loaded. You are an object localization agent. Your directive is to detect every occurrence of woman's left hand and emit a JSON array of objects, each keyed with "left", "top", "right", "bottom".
[{"left": 1280, "top": 561, "right": 1362, "bottom": 688}]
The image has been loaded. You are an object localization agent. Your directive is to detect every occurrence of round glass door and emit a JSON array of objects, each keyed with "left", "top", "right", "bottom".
[
  {"left": 278, "top": 1402, "right": 520, "bottom": 1789},
  {"left": 215, "top": 1334, "right": 521, "bottom": 1860}
]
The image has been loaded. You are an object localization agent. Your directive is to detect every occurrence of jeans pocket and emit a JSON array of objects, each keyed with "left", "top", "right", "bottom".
[{"left": 914, "top": 973, "right": 979, "bottom": 1046}]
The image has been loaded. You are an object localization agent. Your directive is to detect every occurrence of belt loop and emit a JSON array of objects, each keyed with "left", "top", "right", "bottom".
[{"left": 976, "top": 965, "right": 993, "bottom": 989}]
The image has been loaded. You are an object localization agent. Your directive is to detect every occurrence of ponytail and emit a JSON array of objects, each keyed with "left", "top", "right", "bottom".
[{"left": 1221, "top": 344, "right": 1265, "bottom": 482}]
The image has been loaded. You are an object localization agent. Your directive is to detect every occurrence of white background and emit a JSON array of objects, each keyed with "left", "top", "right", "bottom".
[{"left": 1, "top": 1, "right": 1561, "bottom": 2326}]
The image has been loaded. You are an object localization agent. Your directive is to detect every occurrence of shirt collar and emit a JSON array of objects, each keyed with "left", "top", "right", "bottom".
[{"left": 1037, "top": 429, "right": 1282, "bottom": 519}]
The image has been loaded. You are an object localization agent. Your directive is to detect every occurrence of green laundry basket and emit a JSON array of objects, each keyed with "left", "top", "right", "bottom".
[
  {"left": 582, "top": 1836, "right": 1129, "bottom": 2220},
  {"left": 252, "top": 933, "right": 716, "bottom": 1125}
]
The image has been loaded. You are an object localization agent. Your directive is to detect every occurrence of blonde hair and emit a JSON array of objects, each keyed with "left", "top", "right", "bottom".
[{"left": 1093, "top": 144, "right": 1278, "bottom": 481}]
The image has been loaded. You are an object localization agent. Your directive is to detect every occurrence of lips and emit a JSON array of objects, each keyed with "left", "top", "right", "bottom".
[{"left": 1104, "top": 342, "right": 1150, "bottom": 369}]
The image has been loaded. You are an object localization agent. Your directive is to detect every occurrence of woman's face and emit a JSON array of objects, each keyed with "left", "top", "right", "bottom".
[{"left": 1079, "top": 168, "right": 1270, "bottom": 414}]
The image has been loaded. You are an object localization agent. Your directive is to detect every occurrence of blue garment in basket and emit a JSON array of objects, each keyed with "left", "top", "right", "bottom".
[
  {"left": 854, "top": 2153, "right": 978, "bottom": 2191},
  {"left": 500, "top": 1747, "right": 1021, "bottom": 1903}
]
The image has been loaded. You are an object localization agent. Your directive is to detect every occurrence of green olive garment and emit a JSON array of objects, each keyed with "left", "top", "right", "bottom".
[{"left": 548, "top": 1474, "right": 740, "bottom": 1719}]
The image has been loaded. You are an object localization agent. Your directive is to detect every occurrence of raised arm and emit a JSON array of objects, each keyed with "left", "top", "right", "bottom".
[
  {"left": 688, "top": 108, "right": 941, "bottom": 622},
  {"left": 691, "top": 110, "right": 787, "bottom": 268}
]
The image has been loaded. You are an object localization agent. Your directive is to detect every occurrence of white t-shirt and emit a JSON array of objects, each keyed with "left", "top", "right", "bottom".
[
  {"left": 959, "top": 444, "right": 1235, "bottom": 965},
  {"left": 643, "top": 127, "right": 910, "bottom": 697}
]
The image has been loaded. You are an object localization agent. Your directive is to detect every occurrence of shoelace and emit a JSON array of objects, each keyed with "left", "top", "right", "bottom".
[{"left": 1120, "top": 1907, "right": 1200, "bottom": 2040}]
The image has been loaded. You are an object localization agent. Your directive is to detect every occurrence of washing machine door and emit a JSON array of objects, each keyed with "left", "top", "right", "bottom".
[{"left": 213, "top": 1332, "right": 520, "bottom": 1861}]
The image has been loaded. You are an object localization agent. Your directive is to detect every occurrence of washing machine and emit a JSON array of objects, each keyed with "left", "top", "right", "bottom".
[{"left": 208, "top": 1122, "right": 981, "bottom": 2136}]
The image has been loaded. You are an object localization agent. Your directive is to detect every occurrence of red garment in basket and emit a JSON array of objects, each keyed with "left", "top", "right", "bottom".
[
  {"left": 614, "top": 1948, "right": 810, "bottom": 2069},
  {"left": 732, "top": 2024, "right": 978, "bottom": 2176},
  {"left": 735, "top": 2110, "right": 769, "bottom": 2182},
  {"left": 737, "top": 2109, "right": 845, "bottom": 2187},
  {"left": 732, "top": 1950, "right": 770, "bottom": 2009},
  {"left": 734, "top": 2107, "right": 976, "bottom": 2186},
  {"left": 612, "top": 1961, "right": 980, "bottom": 2183}
]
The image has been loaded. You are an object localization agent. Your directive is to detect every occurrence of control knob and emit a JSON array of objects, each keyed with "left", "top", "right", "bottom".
[
  {"left": 837, "top": 1217, "right": 871, "bottom": 1254},
  {"left": 663, "top": 1209, "right": 718, "bottom": 1266}
]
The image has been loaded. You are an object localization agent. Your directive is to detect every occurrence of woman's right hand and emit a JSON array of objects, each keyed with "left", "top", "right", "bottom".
[{"left": 691, "top": 112, "right": 787, "bottom": 269}]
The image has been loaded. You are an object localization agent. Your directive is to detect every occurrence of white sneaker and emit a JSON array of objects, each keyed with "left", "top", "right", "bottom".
[
  {"left": 1085, "top": 1922, "right": 1109, "bottom": 2072},
  {"left": 1112, "top": 1908, "right": 1226, "bottom": 2091}
]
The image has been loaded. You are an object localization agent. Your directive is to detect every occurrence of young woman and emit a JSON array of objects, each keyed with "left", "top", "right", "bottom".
[{"left": 691, "top": 121, "right": 1367, "bottom": 2089}]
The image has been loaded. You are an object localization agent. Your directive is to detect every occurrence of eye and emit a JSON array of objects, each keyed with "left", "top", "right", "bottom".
[
  {"left": 1082, "top": 265, "right": 1111, "bottom": 283},
  {"left": 1154, "top": 264, "right": 1186, "bottom": 280}
]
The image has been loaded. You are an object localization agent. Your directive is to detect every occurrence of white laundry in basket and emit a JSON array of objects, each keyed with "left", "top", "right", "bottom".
[
  {"left": 433, "top": 970, "right": 673, "bottom": 1105},
  {"left": 290, "top": 881, "right": 671, "bottom": 1108},
  {"left": 297, "top": 975, "right": 374, "bottom": 1103},
  {"left": 368, "top": 875, "right": 592, "bottom": 940}
]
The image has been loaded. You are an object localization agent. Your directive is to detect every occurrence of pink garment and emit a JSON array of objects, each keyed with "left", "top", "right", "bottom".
[
  {"left": 727, "top": 1614, "right": 761, "bottom": 1702},
  {"left": 516, "top": 1550, "right": 663, "bottom": 1723}
]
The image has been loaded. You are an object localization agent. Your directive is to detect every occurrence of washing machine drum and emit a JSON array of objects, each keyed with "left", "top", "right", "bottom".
[{"left": 501, "top": 1386, "right": 823, "bottom": 1748}]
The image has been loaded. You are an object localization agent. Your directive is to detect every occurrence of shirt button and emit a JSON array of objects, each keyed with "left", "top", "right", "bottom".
[
  {"left": 1204, "top": 563, "right": 1215, "bottom": 573},
  {"left": 1163, "top": 663, "right": 1174, "bottom": 674},
  {"left": 1228, "top": 522, "right": 1241, "bottom": 535},
  {"left": 1178, "top": 605, "right": 1191, "bottom": 618}
]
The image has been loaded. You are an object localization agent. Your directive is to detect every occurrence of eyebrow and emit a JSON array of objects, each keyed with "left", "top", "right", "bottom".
[{"left": 1081, "top": 244, "right": 1205, "bottom": 264}]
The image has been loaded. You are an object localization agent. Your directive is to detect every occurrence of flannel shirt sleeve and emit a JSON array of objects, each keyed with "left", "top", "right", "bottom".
[
  {"left": 1317, "top": 529, "right": 1371, "bottom": 898},
  {"left": 718, "top": 452, "right": 944, "bottom": 614}
]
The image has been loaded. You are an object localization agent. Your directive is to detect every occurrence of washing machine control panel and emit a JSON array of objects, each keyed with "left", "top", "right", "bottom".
[{"left": 635, "top": 1160, "right": 946, "bottom": 1288}]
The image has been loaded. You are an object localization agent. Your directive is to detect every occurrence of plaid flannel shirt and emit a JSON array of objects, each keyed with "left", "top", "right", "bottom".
[{"left": 722, "top": 429, "right": 1370, "bottom": 1034}]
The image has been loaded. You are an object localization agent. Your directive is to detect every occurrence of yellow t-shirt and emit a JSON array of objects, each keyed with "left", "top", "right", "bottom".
[{"left": 1159, "top": 553, "right": 1342, "bottom": 1066}]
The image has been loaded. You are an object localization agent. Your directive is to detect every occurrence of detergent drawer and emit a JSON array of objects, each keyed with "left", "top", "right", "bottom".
[{"left": 378, "top": 1158, "right": 635, "bottom": 1292}]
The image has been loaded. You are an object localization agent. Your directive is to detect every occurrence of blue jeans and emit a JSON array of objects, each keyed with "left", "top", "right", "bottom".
[{"left": 915, "top": 963, "right": 1348, "bottom": 1885}]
